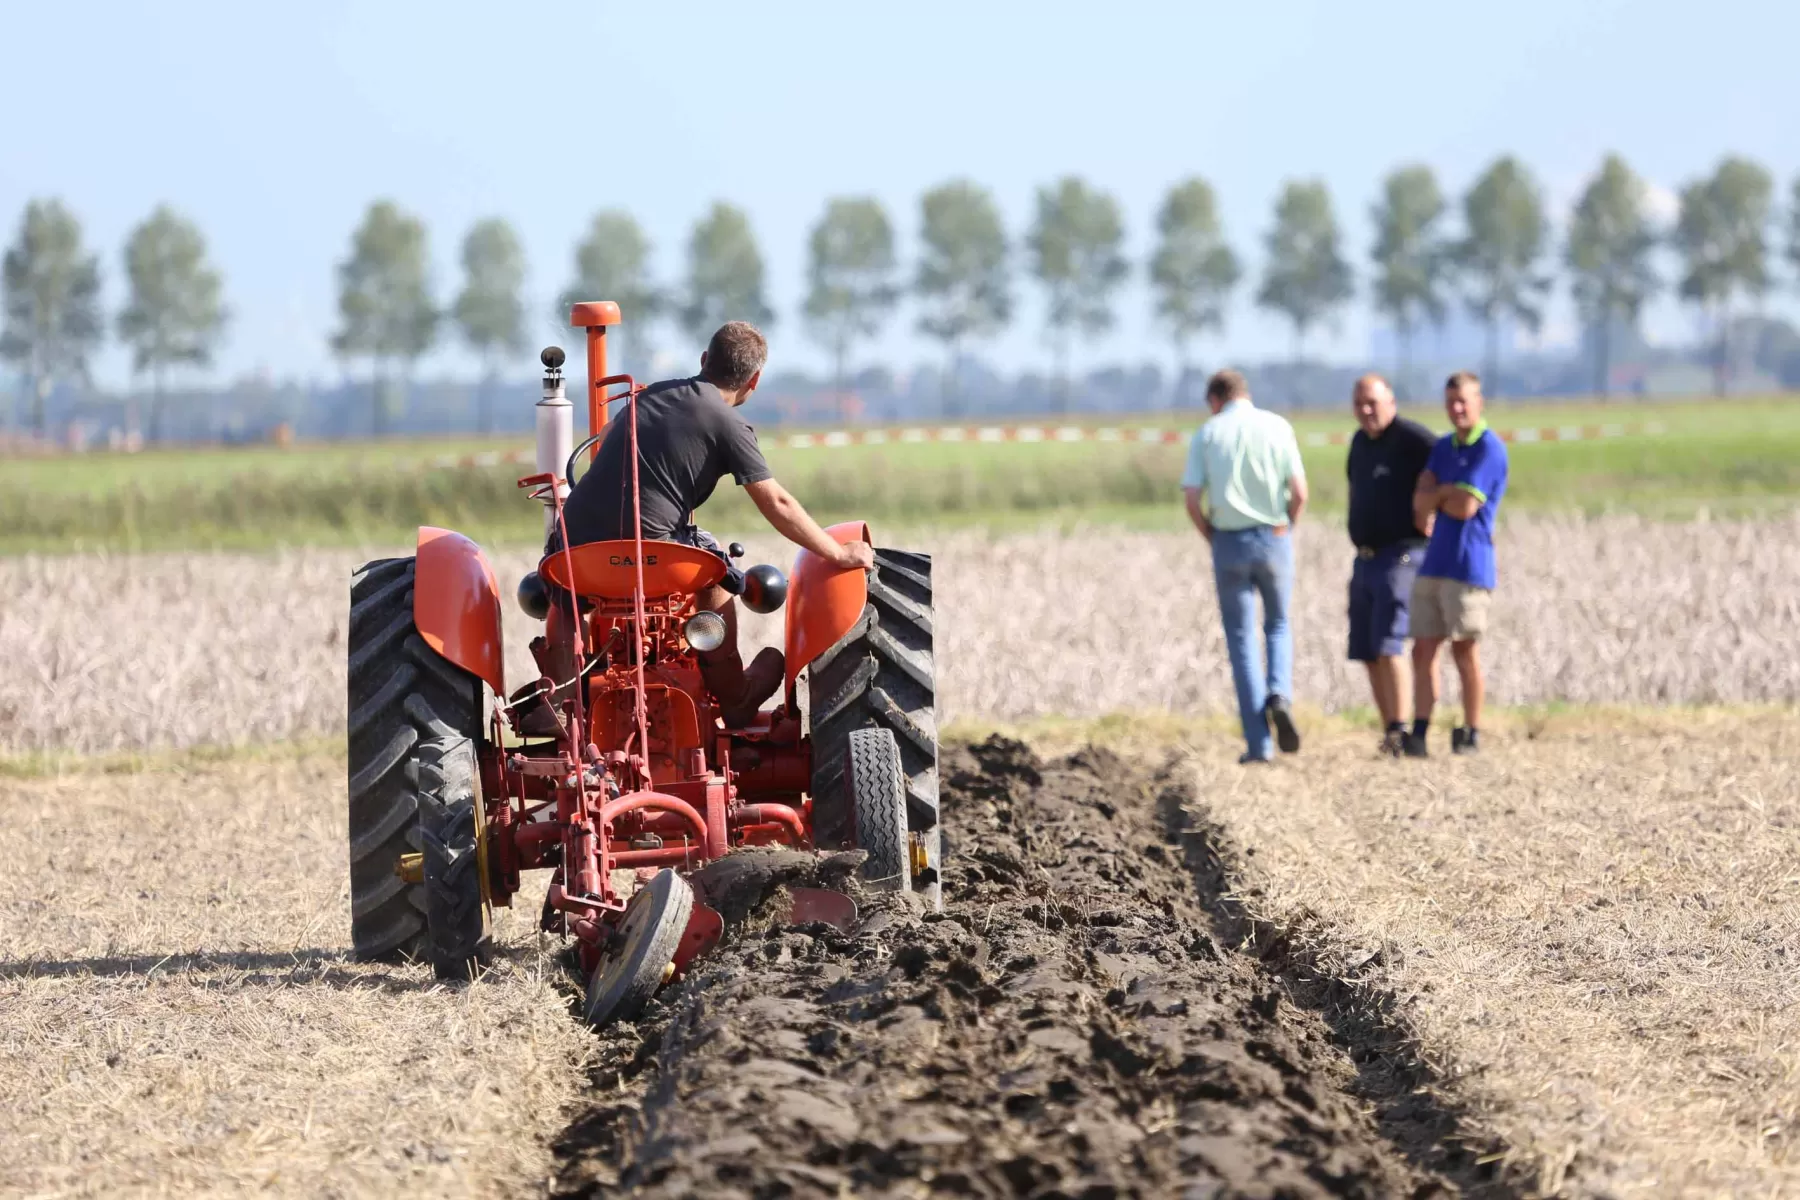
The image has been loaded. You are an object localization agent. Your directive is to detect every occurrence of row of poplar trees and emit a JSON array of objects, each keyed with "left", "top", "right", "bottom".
[{"left": 3, "top": 153, "right": 1795, "bottom": 437}]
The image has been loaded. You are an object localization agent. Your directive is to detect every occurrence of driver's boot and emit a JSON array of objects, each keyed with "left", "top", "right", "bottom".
[
  {"left": 699, "top": 643, "right": 786, "bottom": 728},
  {"left": 512, "top": 600, "right": 582, "bottom": 738}
]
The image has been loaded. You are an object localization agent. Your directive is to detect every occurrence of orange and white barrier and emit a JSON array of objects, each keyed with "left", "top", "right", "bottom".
[
  {"left": 406, "top": 419, "right": 1668, "bottom": 471},
  {"left": 776, "top": 419, "right": 1668, "bottom": 451}
]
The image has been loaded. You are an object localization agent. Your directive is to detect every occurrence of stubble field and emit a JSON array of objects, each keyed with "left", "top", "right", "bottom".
[
  {"left": 3, "top": 513, "right": 1797, "bottom": 758},
  {"left": 0, "top": 752, "right": 595, "bottom": 1197},
  {"left": 3, "top": 509, "right": 1797, "bottom": 1197},
  {"left": 1165, "top": 710, "right": 1799, "bottom": 1198},
  {"left": 5, "top": 714, "right": 1792, "bottom": 1196}
]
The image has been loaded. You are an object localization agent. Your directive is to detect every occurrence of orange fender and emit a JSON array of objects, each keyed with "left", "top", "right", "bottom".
[
  {"left": 784, "top": 522, "right": 871, "bottom": 690},
  {"left": 414, "top": 526, "right": 505, "bottom": 694}
]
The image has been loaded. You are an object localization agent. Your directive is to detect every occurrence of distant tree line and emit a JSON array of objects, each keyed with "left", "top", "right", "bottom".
[
  {"left": 1, "top": 203, "right": 225, "bottom": 439},
  {"left": 3, "top": 153, "right": 1796, "bottom": 439}
]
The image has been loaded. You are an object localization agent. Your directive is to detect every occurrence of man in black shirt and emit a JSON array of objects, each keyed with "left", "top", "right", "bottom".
[
  {"left": 1345, "top": 373, "right": 1436, "bottom": 755},
  {"left": 548, "top": 321, "right": 873, "bottom": 726}
]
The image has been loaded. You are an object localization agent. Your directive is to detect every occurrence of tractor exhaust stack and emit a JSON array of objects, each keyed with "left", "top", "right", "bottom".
[
  {"left": 535, "top": 346, "right": 572, "bottom": 535},
  {"left": 569, "top": 301, "right": 622, "bottom": 447}
]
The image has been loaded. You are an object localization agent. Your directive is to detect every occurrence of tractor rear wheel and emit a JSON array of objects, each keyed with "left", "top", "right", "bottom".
[
  {"left": 847, "top": 728, "right": 909, "bottom": 890},
  {"left": 347, "top": 555, "right": 490, "bottom": 964},
  {"left": 807, "top": 547, "right": 940, "bottom": 908}
]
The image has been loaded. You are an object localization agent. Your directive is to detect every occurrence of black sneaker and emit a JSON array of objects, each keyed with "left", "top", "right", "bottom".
[
  {"left": 1264, "top": 695, "right": 1301, "bottom": 754},
  {"left": 1452, "top": 727, "right": 1479, "bottom": 755},
  {"left": 1401, "top": 732, "right": 1429, "bottom": 758}
]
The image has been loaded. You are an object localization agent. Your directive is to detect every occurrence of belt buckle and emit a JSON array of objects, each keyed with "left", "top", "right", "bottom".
[{"left": 1357, "top": 546, "right": 1376, "bottom": 560}]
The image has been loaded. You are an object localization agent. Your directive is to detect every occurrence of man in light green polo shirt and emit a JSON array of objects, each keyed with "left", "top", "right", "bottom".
[{"left": 1181, "top": 369, "right": 1309, "bottom": 763}]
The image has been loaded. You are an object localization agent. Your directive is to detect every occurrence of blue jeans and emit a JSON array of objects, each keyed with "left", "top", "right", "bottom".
[{"left": 1210, "top": 527, "right": 1295, "bottom": 759}]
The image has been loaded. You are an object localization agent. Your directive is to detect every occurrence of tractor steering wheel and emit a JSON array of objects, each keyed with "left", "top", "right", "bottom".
[{"left": 564, "top": 433, "right": 606, "bottom": 494}]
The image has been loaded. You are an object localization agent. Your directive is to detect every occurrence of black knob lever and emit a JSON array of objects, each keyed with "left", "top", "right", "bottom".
[
  {"left": 541, "top": 346, "right": 566, "bottom": 370},
  {"left": 727, "top": 543, "right": 746, "bottom": 559}
]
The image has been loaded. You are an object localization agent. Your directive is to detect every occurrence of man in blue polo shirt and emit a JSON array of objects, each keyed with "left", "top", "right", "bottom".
[{"left": 1406, "top": 371, "right": 1508, "bottom": 756}]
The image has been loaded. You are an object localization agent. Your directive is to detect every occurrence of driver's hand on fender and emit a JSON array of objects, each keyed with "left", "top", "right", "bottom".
[{"left": 834, "top": 541, "right": 875, "bottom": 571}]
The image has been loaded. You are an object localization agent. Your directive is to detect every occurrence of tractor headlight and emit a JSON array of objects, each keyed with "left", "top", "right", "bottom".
[{"left": 683, "top": 610, "right": 727, "bottom": 653}]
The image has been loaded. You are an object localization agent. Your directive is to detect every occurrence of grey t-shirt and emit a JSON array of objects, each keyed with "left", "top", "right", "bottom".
[{"left": 560, "top": 376, "right": 772, "bottom": 546}]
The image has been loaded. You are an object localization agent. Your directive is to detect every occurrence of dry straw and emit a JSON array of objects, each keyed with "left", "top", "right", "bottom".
[
  {"left": 0, "top": 753, "right": 595, "bottom": 1196},
  {"left": 2, "top": 513, "right": 1797, "bottom": 756},
  {"left": 1181, "top": 712, "right": 1799, "bottom": 1198}
]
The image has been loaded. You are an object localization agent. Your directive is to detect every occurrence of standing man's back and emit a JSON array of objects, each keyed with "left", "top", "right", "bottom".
[
  {"left": 1181, "top": 369, "right": 1309, "bottom": 764},
  {"left": 1188, "top": 399, "right": 1307, "bottom": 535}
]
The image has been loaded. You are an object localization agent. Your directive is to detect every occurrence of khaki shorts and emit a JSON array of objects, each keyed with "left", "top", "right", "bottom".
[{"left": 1409, "top": 576, "right": 1492, "bottom": 641}]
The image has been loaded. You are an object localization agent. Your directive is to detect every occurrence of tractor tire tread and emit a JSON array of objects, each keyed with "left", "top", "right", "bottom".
[
  {"left": 872, "top": 552, "right": 931, "bottom": 590},
  {"left": 349, "top": 573, "right": 413, "bottom": 635},
  {"left": 356, "top": 909, "right": 425, "bottom": 959},
  {"left": 348, "top": 790, "right": 418, "bottom": 862},
  {"left": 867, "top": 574, "right": 933, "bottom": 635},
  {"left": 807, "top": 548, "right": 940, "bottom": 909},
  {"left": 406, "top": 633, "right": 476, "bottom": 695},
  {"left": 803, "top": 608, "right": 877, "bottom": 680},
  {"left": 418, "top": 737, "right": 493, "bottom": 980},
  {"left": 347, "top": 663, "right": 417, "bottom": 738},
  {"left": 864, "top": 622, "right": 934, "bottom": 692},
  {"left": 347, "top": 607, "right": 414, "bottom": 678},
  {"left": 346, "top": 555, "right": 486, "bottom": 963},
  {"left": 866, "top": 684, "right": 937, "bottom": 760},
  {"left": 350, "top": 558, "right": 410, "bottom": 590},
  {"left": 848, "top": 727, "right": 909, "bottom": 891},
  {"left": 808, "top": 655, "right": 880, "bottom": 731},
  {"left": 349, "top": 725, "right": 418, "bottom": 801},
  {"left": 351, "top": 870, "right": 409, "bottom": 918}
]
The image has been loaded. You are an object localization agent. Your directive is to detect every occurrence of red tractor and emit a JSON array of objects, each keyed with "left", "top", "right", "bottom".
[{"left": 345, "top": 302, "right": 939, "bottom": 1025}]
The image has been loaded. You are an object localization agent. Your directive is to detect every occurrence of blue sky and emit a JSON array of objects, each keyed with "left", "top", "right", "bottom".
[{"left": 3, "top": 0, "right": 1797, "bottom": 388}]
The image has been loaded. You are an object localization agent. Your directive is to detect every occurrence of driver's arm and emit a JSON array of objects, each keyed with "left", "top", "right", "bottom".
[{"left": 744, "top": 479, "right": 874, "bottom": 570}]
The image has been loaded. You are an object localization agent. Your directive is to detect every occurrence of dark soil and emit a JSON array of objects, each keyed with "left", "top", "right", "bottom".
[{"left": 552, "top": 737, "right": 1448, "bottom": 1199}]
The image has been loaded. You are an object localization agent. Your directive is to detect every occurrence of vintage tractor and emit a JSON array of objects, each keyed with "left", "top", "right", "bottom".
[{"left": 344, "top": 302, "right": 939, "bottom": 1025}]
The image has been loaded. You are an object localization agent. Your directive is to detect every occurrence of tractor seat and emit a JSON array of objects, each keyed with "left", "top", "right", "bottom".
[{"left": 539, "top": 539, "right": 727, "bottom": 601}]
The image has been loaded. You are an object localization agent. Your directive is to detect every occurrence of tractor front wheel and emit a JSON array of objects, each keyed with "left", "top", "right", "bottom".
[{"left": 847, "top": 728, "right": 909, "bottom": 891}]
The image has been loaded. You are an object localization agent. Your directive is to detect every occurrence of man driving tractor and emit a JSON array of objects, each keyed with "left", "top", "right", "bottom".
[{"left": 531, "top": 320, "right": 874, "bottom": 729}]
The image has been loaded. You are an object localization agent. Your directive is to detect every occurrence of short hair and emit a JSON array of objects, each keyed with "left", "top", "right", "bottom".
[
  {"left": 1445, "top": 370, "right": 1481, "bottom": 391},
  {"left": 702, "top": 322, "right": 768, "bottom": 390},
  {"left": 1205, "top": 369, "right": 1250, "bottom": 405},
  {"left": 1353, "top": 372, "right": 1391, "bottom": 395}
]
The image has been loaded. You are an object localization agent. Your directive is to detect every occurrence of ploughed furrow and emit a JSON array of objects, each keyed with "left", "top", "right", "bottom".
[{"left": 554, "top": 738, "right": 1437, "bottom": 1199}]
